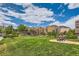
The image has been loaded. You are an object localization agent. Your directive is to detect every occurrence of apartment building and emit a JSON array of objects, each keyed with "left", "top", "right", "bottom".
[
  {"left": 58, "top": 26, "right": 70, "bottom": 34},
  {"left": 46, "top": 25, "right": 58, "bottom": 33},
  {"left": 75, "top": 20, "right": 79, "bottom": 38}
]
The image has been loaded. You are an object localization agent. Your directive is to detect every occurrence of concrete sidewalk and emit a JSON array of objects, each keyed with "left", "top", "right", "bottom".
[
  {"left": 0, "top": 37, "right": 3, "bottom": 41},
  {"left": 49, "top": 39, "right": 79, "bottom": 45}
]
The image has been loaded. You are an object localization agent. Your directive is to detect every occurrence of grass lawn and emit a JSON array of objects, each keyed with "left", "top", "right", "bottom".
[{"left": 0, "top": 35, "right": 79, "bottom": 56}]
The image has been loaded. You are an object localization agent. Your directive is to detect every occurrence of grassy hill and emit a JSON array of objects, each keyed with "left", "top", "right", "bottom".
[{"left": 0, "top": 35, "right": 79, "bottom": 56}]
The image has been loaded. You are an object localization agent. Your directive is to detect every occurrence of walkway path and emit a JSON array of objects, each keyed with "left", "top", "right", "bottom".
[
  {"left": 49, "top": 39, "right": 79, "bottom": 45},
  {"left": 0, "top": 37, "right": 3, "bottom": 41}
]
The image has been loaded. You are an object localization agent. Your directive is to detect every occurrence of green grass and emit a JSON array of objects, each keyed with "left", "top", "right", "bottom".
[{"left": 0, "top": 35, "right": 79, "bottom": 56}]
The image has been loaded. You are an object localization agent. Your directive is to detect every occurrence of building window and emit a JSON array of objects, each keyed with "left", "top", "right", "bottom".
[{"left": 76, "top": 26, "right": 79, "bottom": 28}]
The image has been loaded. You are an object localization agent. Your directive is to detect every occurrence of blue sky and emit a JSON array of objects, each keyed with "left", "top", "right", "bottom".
[{"left": 0, "top": 3, "right": 79, "bottom": 29}]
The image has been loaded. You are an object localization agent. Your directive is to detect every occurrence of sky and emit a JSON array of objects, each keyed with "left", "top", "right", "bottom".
[{"left": 0, "top": 3, "right": 79, "bottom": 29}]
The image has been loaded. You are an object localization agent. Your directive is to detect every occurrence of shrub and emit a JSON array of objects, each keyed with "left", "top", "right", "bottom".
[
  {"left": 66, "top": 35, "right": 77, "bottom": 39},
  {"left": 66, "top": 29, "right": 77, "bottom": 39},
  {"left": 3, "top": 26, "right": 19, "bottom": 38}
]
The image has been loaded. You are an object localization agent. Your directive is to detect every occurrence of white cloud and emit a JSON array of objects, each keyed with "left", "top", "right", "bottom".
[
  {"left": 0, "top": 3, "right": 55, "bottom": 24},
  {"left": 14, "top": 3, "right": 32, "bottom": 8},
  {"left": 17, "top": 4, "right": 54, "bottom": 23},
  {"left": 20, "top": 6, "right": 54, "bottom": 23},
  {"left": 64, "top": 3, "right": 68, "bottom": 5},
  {"left": 58, "top": 9, "right": 65, "bottom": 17},
  {"left": 0, "top": 8, "right": 17, "bottom": 27},
  {"left": 68, "top": 3, "right": 79, "bottom": 9},
  {"left": 0, "top": 20, "right": 17, "bottom": 28},
  {"left": 50, "top": 15, "right": 79, "bottom": 29}
]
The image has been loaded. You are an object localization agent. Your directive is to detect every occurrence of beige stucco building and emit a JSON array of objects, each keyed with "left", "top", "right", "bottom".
[
  {"left": 58, "top": 26, "right": 70, "bottom": 33},
  {"left": 46, "top": 25, "right": 58, "bottom": 33}
]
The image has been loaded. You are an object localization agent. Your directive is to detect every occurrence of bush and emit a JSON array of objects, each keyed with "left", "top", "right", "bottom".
[
  {"left": 3, "top": 31, "right": 19, "bottom": 38},
  {"left": 65, "top": 29, "right": 77, "bottom": 39},
  {"left": 12, "top": 31, "right": 19, "bottom": 37},
  {"left": 47, "top": 32, "right": 52, "bottom": 36},
  {"left": 66, "top": 35, "right": 77, "bottom": 39},
  {"left": 3, "top": 25, "right": 19, "bottom": 38}
]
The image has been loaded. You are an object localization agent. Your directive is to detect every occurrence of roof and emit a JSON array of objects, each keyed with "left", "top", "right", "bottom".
[{"left": 59, "top": 26, "right": 70, "bottom": 28}]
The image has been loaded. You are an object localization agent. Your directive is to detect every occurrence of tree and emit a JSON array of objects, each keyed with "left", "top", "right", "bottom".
[
  {"left": 47, "top": 30, "right": 58, "bottom": 38},
  {"left": 17, "top": 24, "right": 28, "bottom": 35},
  {"left": 17, "top": 24, "right": 27, "bottom": 32},
  {"left": 0, "top": 27, "right": 2, "bottom": 33},
  {"left": 3, "top": 25, "right": 14, "bottom": 38},
  {"left": 4, "top": 25, "right": 13, "bottom": 34},
  {"left": 52, "top": 30, "right": 58, "bottom": 38},
  {"left": 3, "top": 25, "right": 18, "bottom": 38}
]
